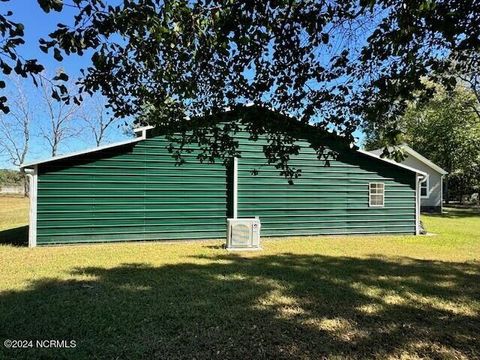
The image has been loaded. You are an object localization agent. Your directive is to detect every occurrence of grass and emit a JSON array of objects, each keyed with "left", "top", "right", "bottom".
[
  {"left": 0, "top": 196, "right": 29, "bottom": 247},
  {"left": 0, "top": 196, "right": 28, "bottom": 230},
  {"left": 0, "top": 197, "right": 479, "bottom": 359}
]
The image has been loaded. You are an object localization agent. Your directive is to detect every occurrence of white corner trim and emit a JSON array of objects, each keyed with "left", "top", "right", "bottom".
[
  {"left": 27, "top": 165, "right": 38, "bottom": 247},
  {"left": 357, "top": 149, "right": 428, "bottom": 177},
  {"left": 233, "top": 157, "right": 238, "bottom": 219}
]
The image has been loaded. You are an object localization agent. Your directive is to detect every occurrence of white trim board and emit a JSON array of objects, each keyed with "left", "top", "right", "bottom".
[
  {"left": 20, "top": 134, "right": 148, "bottom": 169},
  {"left": 402, "top": 146, "right": 448, "bottom": 175},
  {"left": 133, "top": 125, "right": 154, "bottom": 135},
  {"left": 369, "top": 145, "right": 447, "bottom": 176}
]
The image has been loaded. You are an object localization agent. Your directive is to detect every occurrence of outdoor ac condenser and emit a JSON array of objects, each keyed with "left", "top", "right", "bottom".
[{"left": 226, "top": 218, "right": 261, "bottom": 250}]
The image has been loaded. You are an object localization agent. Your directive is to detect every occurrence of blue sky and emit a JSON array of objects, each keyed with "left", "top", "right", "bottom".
[
  {"left": 11, "top": 2, "right": 90, "bottom": 77},
  {"left": 0, "top": 2, "right": 130, "bottom": 169},
  {"left": 1, "top": 2, "right": 366, "bottom": 169}
]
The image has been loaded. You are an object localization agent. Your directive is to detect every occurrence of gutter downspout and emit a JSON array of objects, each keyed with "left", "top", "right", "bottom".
[
  {"left": 440, "top": 174, "right": 444, "bottom": 213},
  {"left": 416, "top": 173, "right": 427, "bottom": 235},
  {"left": 233, "top": 157, "right": 238, "bottom": 219}
]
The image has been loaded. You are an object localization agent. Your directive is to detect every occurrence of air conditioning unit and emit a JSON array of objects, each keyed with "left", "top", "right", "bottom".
[{"left": 226, "top": 218, "right": 261, "bottom": 250}]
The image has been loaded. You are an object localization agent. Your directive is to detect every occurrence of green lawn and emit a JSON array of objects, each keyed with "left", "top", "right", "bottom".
[
  {"left": 0, "top": 196, "right": 29, "bottom": 230},
  {"left": 0, "top": 197, "right": 479, "bottom": 359}
]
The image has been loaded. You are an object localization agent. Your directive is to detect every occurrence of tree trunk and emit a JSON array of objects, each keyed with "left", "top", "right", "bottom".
[
  {"left": 52, "top": 142, "right": 58, "bottom": 157},
  {"left": 20, "top": 169, "right": 28, "bottom": 197}
]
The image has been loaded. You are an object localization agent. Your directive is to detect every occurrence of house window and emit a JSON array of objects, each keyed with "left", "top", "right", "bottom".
[
  {"left": 369, "top": 183, "right": 385, "bottom": 207},
  {"left": 421, "top": 177, "right": 429, "bottom": 198}
]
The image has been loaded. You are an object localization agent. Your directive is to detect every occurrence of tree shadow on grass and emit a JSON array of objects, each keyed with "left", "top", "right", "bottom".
[
  {"left": 0, "top": 225, "right": 28, "bottom": 246},
  {"left": 0, "top": 254, "right": 479, "bottom": 359}
]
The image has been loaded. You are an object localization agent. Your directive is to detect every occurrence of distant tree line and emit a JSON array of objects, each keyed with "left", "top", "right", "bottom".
[{"left": 0, "top": 168, "right": 23, "bottom": 186}]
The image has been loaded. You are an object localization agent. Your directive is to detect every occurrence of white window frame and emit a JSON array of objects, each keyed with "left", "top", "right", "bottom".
[
  {"left": 420, "top": 176, "right": 429, "bottom": 199},
  {"left": 369, "top": 182, "right": 385, "bottom": 207}
]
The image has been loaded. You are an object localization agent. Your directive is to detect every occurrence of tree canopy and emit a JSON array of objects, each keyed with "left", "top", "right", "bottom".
[
  {"left": 1, "top": 0, "right": 480, "bottom": 179},
  {"left": 365, "top": 84, "right": 480, "bottom": 200},
  {"left": 0, "top": 3, "right": 43, "bottom": 113}
]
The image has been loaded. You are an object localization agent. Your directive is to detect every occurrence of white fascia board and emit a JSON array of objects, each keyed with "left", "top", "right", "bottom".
[
  {"left": 402, "top": 146, "right": 448, "bottom": 175},
  {"left": 369, "top": 145, "right": 448, "bottom": 175},
  {"left": 20, "top": 136, "right": 145, "bottom": 170},
  {"left": 368, "top": 149, "right": 384, "bottom": 156},
  {"left": 357, "top": 149, "right": 429, "bottom": 178}
]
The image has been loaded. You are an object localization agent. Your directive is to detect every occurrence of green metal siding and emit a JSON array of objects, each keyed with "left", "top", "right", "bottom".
[
  {"left": 36, "top": 136, "right": 227, "bottom": 245},
  {"left": 35, "top": 122, "right": 417, "bottom": 245},
  {"left": 236, "top": 134, "right": 417, "bottom": 236}
]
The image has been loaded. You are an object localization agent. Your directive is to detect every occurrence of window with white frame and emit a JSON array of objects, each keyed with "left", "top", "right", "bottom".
[
  {"left": 369, "top": 183, "right": 385, "bottom": 207},
  {"left": 420, "top": 177, "right": 429, "bottom": 198}
]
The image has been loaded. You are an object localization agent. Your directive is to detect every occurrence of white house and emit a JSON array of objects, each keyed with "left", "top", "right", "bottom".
[{"left": 370, "top": 145, "right": 448, "bottom": 213}]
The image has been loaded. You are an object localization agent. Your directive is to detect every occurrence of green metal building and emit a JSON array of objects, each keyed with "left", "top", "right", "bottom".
[{"left": 22, "top": 110, "right": 426, "bottom": 247}]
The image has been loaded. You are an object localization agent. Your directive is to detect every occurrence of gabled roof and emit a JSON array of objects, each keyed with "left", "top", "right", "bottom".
[
  {"left": 357, "top": 149, "right": 428, "bottom": 178},
  {"left": 402, "top": 146, "right": 448, "bottom": 175},
  {"left": 370, "top": 145, "right": 448, "bottom": 175},
  {"left": 21, "top": 106, "right": 426, "bottom": 178},
  {"left": 20, "top": 126, "right": 153, "bottom": 170}
]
